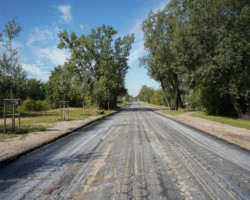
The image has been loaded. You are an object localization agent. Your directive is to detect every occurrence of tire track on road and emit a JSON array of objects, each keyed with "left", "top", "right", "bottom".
[
  {"left": 72, "top": 112, "right": 128, "bottom": 199},
  {"left": 138, "top": 111, "right": 182, "bottom": 200},
  {"left": 142, "top": 111, "right": 239, "bottom": 199}
]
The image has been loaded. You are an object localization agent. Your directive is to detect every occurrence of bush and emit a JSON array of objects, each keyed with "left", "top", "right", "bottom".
[
  {"left": 150, "top": 90, "right": 165, "bottom": 106},
  {"left": 21, "top": 99, "right": 50, "bottom": 111}
]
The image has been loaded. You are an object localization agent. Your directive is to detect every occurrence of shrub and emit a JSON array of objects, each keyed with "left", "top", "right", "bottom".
[
  {"left": 21, "top": 99, "right": 50, "bottom": 111},
  {"left": 150, "top": 90, "right": 165, "bottom": 106}
]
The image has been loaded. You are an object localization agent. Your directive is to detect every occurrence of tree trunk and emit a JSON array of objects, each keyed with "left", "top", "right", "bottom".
[
  {"left": 173, "top": 74, "right": 179, "bottom": 110},
  {"left": 160, "top": 79, "right": 171, "bottom": 110},
  {"left": 244, "top": 104, "right": 250, "bottom": 120},
  {"left": 173, "top": 88, "right": 179, "bottom": 110},
  {"left": 178, "top": 90, "right": 184, "bottom": 108},
  {"left": 215, "top": 67, "right": 249, "bottom": 120},
  {"left": 230, "top": 95, "right": 245, "bottom": 119}
]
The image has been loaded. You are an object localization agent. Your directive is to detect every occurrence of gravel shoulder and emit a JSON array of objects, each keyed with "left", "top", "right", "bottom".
[
  {"left": 0, "top": 114, "right": 112, "bottom": 164},
  {"left": 142, "top": 104, "right": 250, "bottom": 151}
]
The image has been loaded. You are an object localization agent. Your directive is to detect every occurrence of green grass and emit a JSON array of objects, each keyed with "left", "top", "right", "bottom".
[
  {"left": 191, "top": 112, "right": 250, "bottom": 130},
  {"left": 162, "top": 110, "right": 186, "bottom": 116},
  {"left": 0, "top": 134, "right": 19, "bottom": 142},
  {"left": 141, "top": 102, "right": 167, "bottom": 109},
  {"left": 141, "top": 102, "right": 185, "bottom": 116}
]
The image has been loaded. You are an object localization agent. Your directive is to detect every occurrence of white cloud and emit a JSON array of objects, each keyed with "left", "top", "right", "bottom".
[
  {"left": 80, "top": 24, "right": 84, "bottom": 32},
  {"left": 55, "top": 4, "right": 72, "bottom": 23},
  {"left": 130, "top": 20, "right": 144, "bottom": 39},
  {"left": 27, "top": 26, "right": 60, "bottom": 46},
  {"left": 22, "top": 63, "right": 44, "bottom": 76},
  {"left": 37, "top": 45, "right": 68, "bottom": 66},
  {"left": 128, "top": 41, "right": 145, "bottom": 66},
  {"left": 128, "top": 21, "right": 145, "bottom": 66},
  {"left": 23, "top": 25, "right": 70, "bottom": 81}
]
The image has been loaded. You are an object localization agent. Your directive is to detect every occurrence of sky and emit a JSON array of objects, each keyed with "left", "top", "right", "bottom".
[{"left": 0, "top": 0, "right": 169, "bottom": 96}]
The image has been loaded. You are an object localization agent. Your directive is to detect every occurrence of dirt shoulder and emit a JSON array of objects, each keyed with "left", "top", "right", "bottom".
[
  {"left": 142, "top": 104, "right": 250, "bottom": 151},
  {"left": 0, "top": 113, "right": 114, "bottom": 164}
]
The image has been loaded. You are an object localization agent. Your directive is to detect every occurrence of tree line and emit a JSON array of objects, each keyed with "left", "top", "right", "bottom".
[
  {"left": 140, "top": 0, "right": 249, "bottom": 119},
  {"left": 0, "top": 18, "right": 134, "bottom": 110},
  {"left": 137, "top": 85, "right": 165, "bottom": 106}
]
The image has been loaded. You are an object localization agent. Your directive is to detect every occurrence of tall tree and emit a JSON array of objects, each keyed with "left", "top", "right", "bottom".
[
  {"left": 185, "top": 0, "right": 250, "bottom": 119},
  {"left": 142, "top": 0, "right": 250, "bottom": 119},
  {"left": 0, "top": 17, "right": 26, "bottom": 101},
  {"left": 58, "top": 24, "right": 134, "bottom": 109},
  {"left": 141, "top": 9, "right": 183, "bottom": 110},
  {"left": 46, "top": 65, "right": 74, "bottom": 107}
]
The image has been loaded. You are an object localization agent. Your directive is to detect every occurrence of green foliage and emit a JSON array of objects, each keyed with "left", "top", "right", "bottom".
[
  {"left": 25, "top": 78, "right": 45, "bottom": 100},
  {"left": 191, "top": 112, "right": 250, "bottom": 130},
  {"left": 141, "top": 0, "right": 250, "bottom": 119},
  {"left": 0, "top": 18, "right": 49, "bottom": 109},
  {"left": 141, "top": 7, "right": 184, "bottom": 110},
  {"left": 21, "top": 99, "right": 49, "bottom": 111},
  {"left": 150, "top": 90, "right": 165, "bottom": 106},
  {"left": 57, "top": 24, "right": 134, "bottom": 109},
  {"left": 0, "top": 17, "right": 27, "bottom": 102},
  {"left": 188, "top": 89, "right": 202, "bottom": 110},
  {"left": 138, "top": 85, "right": 155, "bottom": 103}
]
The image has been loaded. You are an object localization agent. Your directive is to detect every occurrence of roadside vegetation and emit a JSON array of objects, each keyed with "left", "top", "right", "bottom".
[
  {"left": 139, "top": 0, "right": 249, "bottom": 120},
  {"left": 0, "top": 101, "right": 130, "bottom": 141},
  {"left": 0, "top": 107, "right": 110, "bottom": 133},
  {"left": 141, "top": 102, "right": 185, "bottom": 116},
  {"left": 191, "top": 112, "right": 250, "bottom": 130}
]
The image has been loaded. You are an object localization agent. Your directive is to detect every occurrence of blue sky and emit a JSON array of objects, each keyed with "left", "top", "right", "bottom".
[{"left": 0, "top": 0, "right": 169, "bottom": 96}]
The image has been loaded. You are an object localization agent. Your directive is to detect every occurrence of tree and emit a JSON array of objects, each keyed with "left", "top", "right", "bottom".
[
  {"left": 141, "top": 8, "right": 184, "bottom": 110},
  {"left": 138, "top": 85, "right": 155, "bottom": 103},
  {"left": 150, "top": 90, "right": 165, "bottom": 106},
  {"left": 57, "top": 25, "right": 134, "bottom": 109},
  {"left": 141, "top": 0, "right": 250, "bottom": 119},
  {"left": 25, "top": 78, "right": 46, "bottom": 100},
  {"left": 46, "top": 65, "right": 74, "bottom": 108},
  {"left": 184, "top": 0, "right": 250, "bottom": 119},
  {"left": 0, "top": 17, "right": 26, "bottom": 102}
]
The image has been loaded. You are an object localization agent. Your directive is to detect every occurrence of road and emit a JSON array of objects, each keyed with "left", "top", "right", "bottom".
[{"left": 0, "top": 102, "right": 250, "bottom": 199}]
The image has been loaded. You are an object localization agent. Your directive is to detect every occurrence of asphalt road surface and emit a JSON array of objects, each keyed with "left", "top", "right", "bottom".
[{"left": 0, "top": 102, "right": 250, "bottom": 200}]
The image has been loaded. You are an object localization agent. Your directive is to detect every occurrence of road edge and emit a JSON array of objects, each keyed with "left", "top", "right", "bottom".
[
  {"left": 0, "top": 105, "right": 130, "bottom": 166},
  {"left": 141, "top": 103, "right": 250, "bottom": 152}
]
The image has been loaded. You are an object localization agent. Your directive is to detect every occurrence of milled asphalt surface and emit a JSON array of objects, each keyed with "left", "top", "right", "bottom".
[{"left": 0, "top": 102, "right": 249, "bottom": 199}]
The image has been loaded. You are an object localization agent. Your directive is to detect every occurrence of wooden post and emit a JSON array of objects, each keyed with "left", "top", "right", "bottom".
[
  {"left": 63, "top": 103, "right": 65, "bottom": 120},
  {"left": 59, "top": 101, "right": 69, "bottom": 120},
  {"left": 60, "top": 103, "right": 62, "bottom": 120},
  {"left": 4, "top": 104, "right": 6, "bottom": 134},
  {"left": 12, "top": 106, "right": 15, "bottom": 132},
  {"left": 3, "top": 99, "right": 20, "bottom": 134},
  {"left": 83, "top": 101, "right": 85, "bottom": 115},
  {"left": 18, "top": 105, "right": 21, "bottom": 132},
  {"left": 67, "top": 102, "right": 69, "bottom": 120}
]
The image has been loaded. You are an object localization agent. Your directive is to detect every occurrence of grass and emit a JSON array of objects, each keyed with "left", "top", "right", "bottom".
[
  {"left": 162, "top": 109, "right": 186, "bottom": 116},
  {"left": 191, "top": 112, "right": 250, "bottom": 130},
  {"left": 141, "top": 102, "right": 185, "bottom": 116},
  {"left": 141, "top": 102, "right": 167, "bottom": 109},
  {"left": 0, "top": 134, "right": 19, "bottom": 142},
  {"left": 0, "top": 104, "right": 129, "bottom": 142}
]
